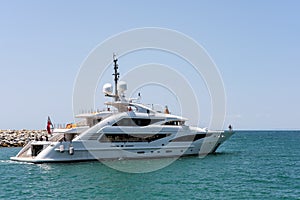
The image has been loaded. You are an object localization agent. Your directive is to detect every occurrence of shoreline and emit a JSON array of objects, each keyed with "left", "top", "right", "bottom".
[{"left": 0, "top": 129, "right": 48, "bottom": 147}]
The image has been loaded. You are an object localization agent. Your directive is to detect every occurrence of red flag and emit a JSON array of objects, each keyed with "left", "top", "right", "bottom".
[{"left": 47, "top": 116, "right": 53, "bottom": 134}]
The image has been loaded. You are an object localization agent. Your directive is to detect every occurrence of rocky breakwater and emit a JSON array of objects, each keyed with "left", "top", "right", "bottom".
[{"left": 0, "top": 129, "right": 48, "bottom": 147}]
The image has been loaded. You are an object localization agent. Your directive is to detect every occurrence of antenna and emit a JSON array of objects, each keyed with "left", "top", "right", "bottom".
[{"left": 113, "top": 53, "right": 119, "bottom": 101}]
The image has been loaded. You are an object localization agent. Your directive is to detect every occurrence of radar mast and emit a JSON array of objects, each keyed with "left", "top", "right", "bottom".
[{"left": 113, "top": 53, "right": 119, "bottom": 101}]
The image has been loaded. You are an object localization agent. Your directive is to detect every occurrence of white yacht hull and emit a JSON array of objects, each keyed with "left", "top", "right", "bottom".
[{"left": 10, "top": 131, "right": 234, "bottom": 163}]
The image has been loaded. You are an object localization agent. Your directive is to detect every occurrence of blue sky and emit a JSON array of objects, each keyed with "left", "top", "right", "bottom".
[{"left": 0, "top": 1, "right": 299, "bottom": 130}]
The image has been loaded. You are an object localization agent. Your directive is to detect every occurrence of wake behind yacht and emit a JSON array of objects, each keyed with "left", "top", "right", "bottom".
[{"left": 11, "top": 56, "right": 234, "bottom": 163}]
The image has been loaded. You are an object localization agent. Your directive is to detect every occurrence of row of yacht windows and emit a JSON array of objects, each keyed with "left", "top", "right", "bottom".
[
  {"left": 112, "top": 118, "right": 184, "bottom": 127},
  {"left": 98, "top": 133, "right": 211, "bottom": 143},
  {"left": 99, "top": 133, "right": 171, "bottom": 143}
]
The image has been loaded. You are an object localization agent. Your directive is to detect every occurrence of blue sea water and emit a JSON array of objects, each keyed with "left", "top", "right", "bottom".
[{"left": 0, "top": 131, "right": 299, "bottom": 200}]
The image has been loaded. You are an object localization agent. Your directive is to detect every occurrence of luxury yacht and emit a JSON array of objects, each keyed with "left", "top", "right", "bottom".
[{"left": 11, "top": 56, "right": 234, "bottom": 163}]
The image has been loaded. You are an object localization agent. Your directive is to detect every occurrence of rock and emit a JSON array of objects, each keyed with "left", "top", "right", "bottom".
[{"left": 0, "top": 129, "right": 48, "bottom": 148}]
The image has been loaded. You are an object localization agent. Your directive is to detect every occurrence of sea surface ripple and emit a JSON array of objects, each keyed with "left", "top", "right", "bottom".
[{"left": 0, "top": 131, "right": 299, "bottom": 200}]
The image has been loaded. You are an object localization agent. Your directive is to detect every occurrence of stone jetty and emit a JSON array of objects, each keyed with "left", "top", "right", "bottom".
[{"left": 0, "top": 129, "right": 48, "bottom": 147}]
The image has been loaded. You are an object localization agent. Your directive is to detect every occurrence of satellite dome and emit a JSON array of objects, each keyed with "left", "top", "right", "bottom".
[
  {"left": 103, "top": 83, "right": 113, "bottom": 95},
  {"left": 118, "top": 81, "right": 127, "bottom": 93}
]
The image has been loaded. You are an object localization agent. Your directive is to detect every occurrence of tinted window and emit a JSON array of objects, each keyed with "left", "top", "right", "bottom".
[
  {"left": 170, "top": 134, "right": 211, "bottom": 142},
  {"left": 99, "top": 133, "right": 171, "bottom": 143},
  {"left": 163, "top": 121, "right": 184, "bottom": 126},
  {"left": 113, "top": 118, "right": 163, "bottom": 126}
]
